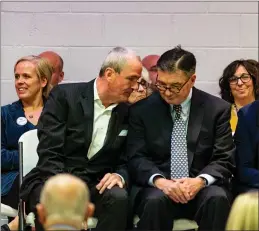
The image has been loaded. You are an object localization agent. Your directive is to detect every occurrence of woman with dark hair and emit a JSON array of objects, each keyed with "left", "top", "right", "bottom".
[{"left": 219, "top": 59, "right": 259, "bottom": 133}]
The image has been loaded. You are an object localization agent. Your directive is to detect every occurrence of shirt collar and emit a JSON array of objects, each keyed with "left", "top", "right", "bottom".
[
  {"left": 94, "top": 78, "right": 100, "bottom": 101},
  {"left": 170, "top": 87, "right": 192, "bottom": 115}
]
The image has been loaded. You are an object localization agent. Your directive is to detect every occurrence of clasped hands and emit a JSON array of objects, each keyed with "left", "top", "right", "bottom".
[
  {"left": 96, "top": 173, "right": 124, "bottom": 194},
  {"left": 154, "top": 177, "right": 205, "bottom": 204}
]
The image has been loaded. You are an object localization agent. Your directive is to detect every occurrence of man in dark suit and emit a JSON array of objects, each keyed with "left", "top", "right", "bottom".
[
  {"left": 20, "top": 47, "right": 142, "bottom": 231},
  {"left": 234, "top": 100, "right": 259, "bottom": 195},
  {"left": 127, "top": 46, "right": 235, "bottom": 231}
]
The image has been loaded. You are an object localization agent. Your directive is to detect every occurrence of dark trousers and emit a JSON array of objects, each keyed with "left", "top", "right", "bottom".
[
  {"left": 135, "top": 185, "right": 232, "bottom": 231},
  {"left": 1, "top": 175, "right": 20, "bottom": 210},
  {"left": 1, "top": 175, "right": 20, "bottom": 223},
  {"left": 26, "top": 184, "right": 128, "bottom": 231}
]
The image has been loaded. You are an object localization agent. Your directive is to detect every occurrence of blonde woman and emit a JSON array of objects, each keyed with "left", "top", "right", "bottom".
[
  {"left": 1, "top": 56, "right": 52, "bottom": 212},
  {"left": 226, "top": 191, "right": 258, "bottom": 230}
]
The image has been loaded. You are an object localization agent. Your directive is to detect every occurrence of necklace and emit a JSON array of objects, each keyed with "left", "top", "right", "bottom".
[{"left": 29, "top": 114, "right": 33, "bottom": 119}]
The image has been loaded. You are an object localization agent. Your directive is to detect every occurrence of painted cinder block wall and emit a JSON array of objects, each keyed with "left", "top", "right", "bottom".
[{"left": 1, "top": 1, "right": 258, "bottom": 105}]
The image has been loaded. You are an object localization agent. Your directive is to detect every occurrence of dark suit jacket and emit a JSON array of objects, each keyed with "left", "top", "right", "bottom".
[
  {"left": 127, "top": 88, "right": 235, "bottom": 187},
  {"left": 1, "top": 100, "right": 36, "bottom": 196},
  {"left": 234, "top": 100, "right": 259, "bottom": 193},
  {"left": 20, "top": 80, "right": 129, "bottom": 202}
]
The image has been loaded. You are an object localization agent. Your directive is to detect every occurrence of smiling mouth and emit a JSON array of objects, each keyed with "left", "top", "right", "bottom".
[{"left": 17, "top": 88, "right": 27, "bottom": 92}]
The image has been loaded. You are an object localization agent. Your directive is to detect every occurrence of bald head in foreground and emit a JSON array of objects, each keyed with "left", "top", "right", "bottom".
[
  {"left": 39, "top": 51, "right": 64, "bottom": 86},
  {"left": 36, "top": 174, "right": 94, "bottom": 230}
]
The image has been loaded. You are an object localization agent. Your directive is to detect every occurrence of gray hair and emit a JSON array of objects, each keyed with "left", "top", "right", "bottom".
[
  {"left": 99, "top": 47, "right": 137, "bottom": 76},
  {"left": 141, "top": 66, "right": 151, "bottom": 84}
]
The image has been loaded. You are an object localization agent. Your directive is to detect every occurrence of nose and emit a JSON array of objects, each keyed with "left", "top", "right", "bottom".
[
  {"left": 237, "top": 78, "right": 243, "bottom": 86},
  {"left": 164, "top": 89, "right": 172, "bottom": 96},
  {"left": 16, "top": 77, "right": 24, "bottom": 85},
  {"left": 132, "top": 81, "right": 138, "bottom": 90},
  {"left": 138, "top": 84, "right": 144, "bottom": 92}
]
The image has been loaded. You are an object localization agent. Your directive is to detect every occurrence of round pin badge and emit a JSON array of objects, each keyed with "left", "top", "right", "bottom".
[{"left": 16, "top": 117, "right": 27, "bottom": 126}]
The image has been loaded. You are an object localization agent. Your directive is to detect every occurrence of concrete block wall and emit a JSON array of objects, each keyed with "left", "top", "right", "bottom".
[{"left": 1, "top": 1, "right": 258, "bottom": 105}]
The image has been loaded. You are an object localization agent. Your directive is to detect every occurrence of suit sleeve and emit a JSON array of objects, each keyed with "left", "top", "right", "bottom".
[
  {"left": 199, "top": 105, "right": 235, "bottom": 181},
  {"left": 234, "top": 110, "right": 259, "bottom": 187},
  {"left": 126, "top": 106, "right": 165, "bottom": 186},
  {"left": 115, "top": 148, "right": 130, "bottom": 187},
  {"left": 35, "top": 86, "right": 68, "bottom": 178},
  {"left": 1, "top": 111, "right": 19, "bottom": 171}
]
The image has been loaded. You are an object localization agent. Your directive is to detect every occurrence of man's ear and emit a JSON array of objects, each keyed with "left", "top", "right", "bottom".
[
  {"left": 85, "top": 202, "right": 95, "bottom": 220},
  {"left": 191, "top": 74, "right": 196, "bottom": 83},
  {"left": 59, "top": 71, "right": 64, "bottom": 83},
  {"left": 104, "top": 68, "right": 116, "bottom": 82},
  {"left": 36, "top": 203, "right": 46, "bottom": 225}
]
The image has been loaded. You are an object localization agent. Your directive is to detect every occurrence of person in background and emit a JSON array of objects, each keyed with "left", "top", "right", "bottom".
[
  {"left": 127, "top": 46, "right": 235, "bottom": 231},
  {"left": 226, "top": 191, "right": 258, "bottom": 230},
  {"left": 36, "top": 174, "right": 94, "bottom": 231},
  {"left": 1, "top": 56, "right": 52, "bottom": 212},
  {"left": 20, "top": 47, "right": 142, "bottom": 231},
  {"left": 128, "top": 67, "right": 153, "bottom": 104},
  {"left": 219, "top": 59, "right": 259, "bottom": 133},
  {"left": 142, "top": 54, "right": 160, "bottom": 88},
  {"left": 39, "top": 51, "right": 64, "bottom": 86},
  {"left": 234, "top": 100, "right": 259, "bottom": 195}
]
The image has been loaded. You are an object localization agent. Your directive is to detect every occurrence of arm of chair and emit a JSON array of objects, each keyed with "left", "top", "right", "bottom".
[{"left": 1, "top": 204, "right": 18, "bottom": 217}]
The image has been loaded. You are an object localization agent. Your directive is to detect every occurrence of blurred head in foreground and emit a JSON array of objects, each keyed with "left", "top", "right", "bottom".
[
  {"left": 36, "top": 174, "right": 94, "bottom": 230},
  {"left": 226, "top": 191, "right": 258, "bottom": 230}
]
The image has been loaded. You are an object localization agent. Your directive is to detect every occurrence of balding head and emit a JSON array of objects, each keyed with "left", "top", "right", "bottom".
[
  {"left": 37, "top": 174, "right": 94, "bottom": 230},
  {"left": 142, "top": 55, "right": 160, "bottom": 84},
  {"left": 39, "top": 51, "right": 64, "bottom": 86}
]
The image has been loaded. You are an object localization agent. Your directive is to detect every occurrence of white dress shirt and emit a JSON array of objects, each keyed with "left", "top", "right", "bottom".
[
  {"left": 87, "top": 79, "right": 117, "bottom": 159},
  {"left": 149, "top": 88, "right": 216, "bottom": 186}
]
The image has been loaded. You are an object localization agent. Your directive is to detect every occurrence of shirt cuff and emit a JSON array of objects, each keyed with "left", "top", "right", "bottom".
[
  {"left": 197, "top": 174, "right": 217, "bottom": 186},
  {"left": 148, "top": 174, "right": 165, "bottom": 186},
  {"left": 114, "top": 173, "right": 125, "bottom": 186}
]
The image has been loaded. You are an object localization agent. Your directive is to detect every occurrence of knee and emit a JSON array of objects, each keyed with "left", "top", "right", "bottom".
[
  {"left": 206, "top": 187, "right": 230, "bottom": 208},
  {"left": 105, "top": 186, "right": 128, "bottom": 204},
  {"left": 144, "top": 190, "right": 169, "bottom": 207}
]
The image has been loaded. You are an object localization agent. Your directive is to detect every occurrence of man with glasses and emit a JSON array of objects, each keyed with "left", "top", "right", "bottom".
[{"left": 127, "top": 46, "right": 235, "bottom": 231}]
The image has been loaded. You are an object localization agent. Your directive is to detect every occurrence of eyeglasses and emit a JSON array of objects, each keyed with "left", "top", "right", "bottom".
[
  {"left": 137, "top": 79, "right": 149, "bottom": 89},
  {"left": 228, "top": 74, "right": 252, "bottom": 85},
  {"left": 155, "top": 78, "right": 190, "bottom": 94}
]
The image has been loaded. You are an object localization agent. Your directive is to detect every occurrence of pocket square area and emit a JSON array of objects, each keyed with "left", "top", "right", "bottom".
[{"left": 119, "top": 130, "right": 128, "bottom": 136}]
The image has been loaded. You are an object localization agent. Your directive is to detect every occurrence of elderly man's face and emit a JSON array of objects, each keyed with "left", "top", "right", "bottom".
[
  {"left": 106, "top": 58, "right": 142, "bottom": 103},
  {"left": 128, "top": 77, "right": 151, "bottom": 104}
]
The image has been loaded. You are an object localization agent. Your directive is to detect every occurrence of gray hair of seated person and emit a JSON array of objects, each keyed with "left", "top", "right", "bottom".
[
  {"left": 40, "top": 174, "right": 90, "bottom": 222},
  {"left": 99, "top": 47, "right": 138, "bottom": 77},
  {"left": 141, "top": 66, "right": 152, "bottom": 84}
]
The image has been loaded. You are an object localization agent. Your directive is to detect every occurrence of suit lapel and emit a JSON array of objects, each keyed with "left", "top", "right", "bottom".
[
  {"left": 90, "top": 103, "right": 129, "bottom": 161},
  {"left": 104, "top": 103, "right": 128, "bottom": 146},
  {"left": 187, "top": 88, "right": 205, "bottom": 169},
  {"left": 80, "top": 80, "right": 95, "bottom": 152}
]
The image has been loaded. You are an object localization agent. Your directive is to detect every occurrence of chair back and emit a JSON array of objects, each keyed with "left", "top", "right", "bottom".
[{"left": 18, "top": 129, "right": 39, "bottom": 176}]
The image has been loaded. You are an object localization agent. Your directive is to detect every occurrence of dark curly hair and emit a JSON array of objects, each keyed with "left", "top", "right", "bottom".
[{"left": 219, "top": 59, "right": 259, "bottom": 103}]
